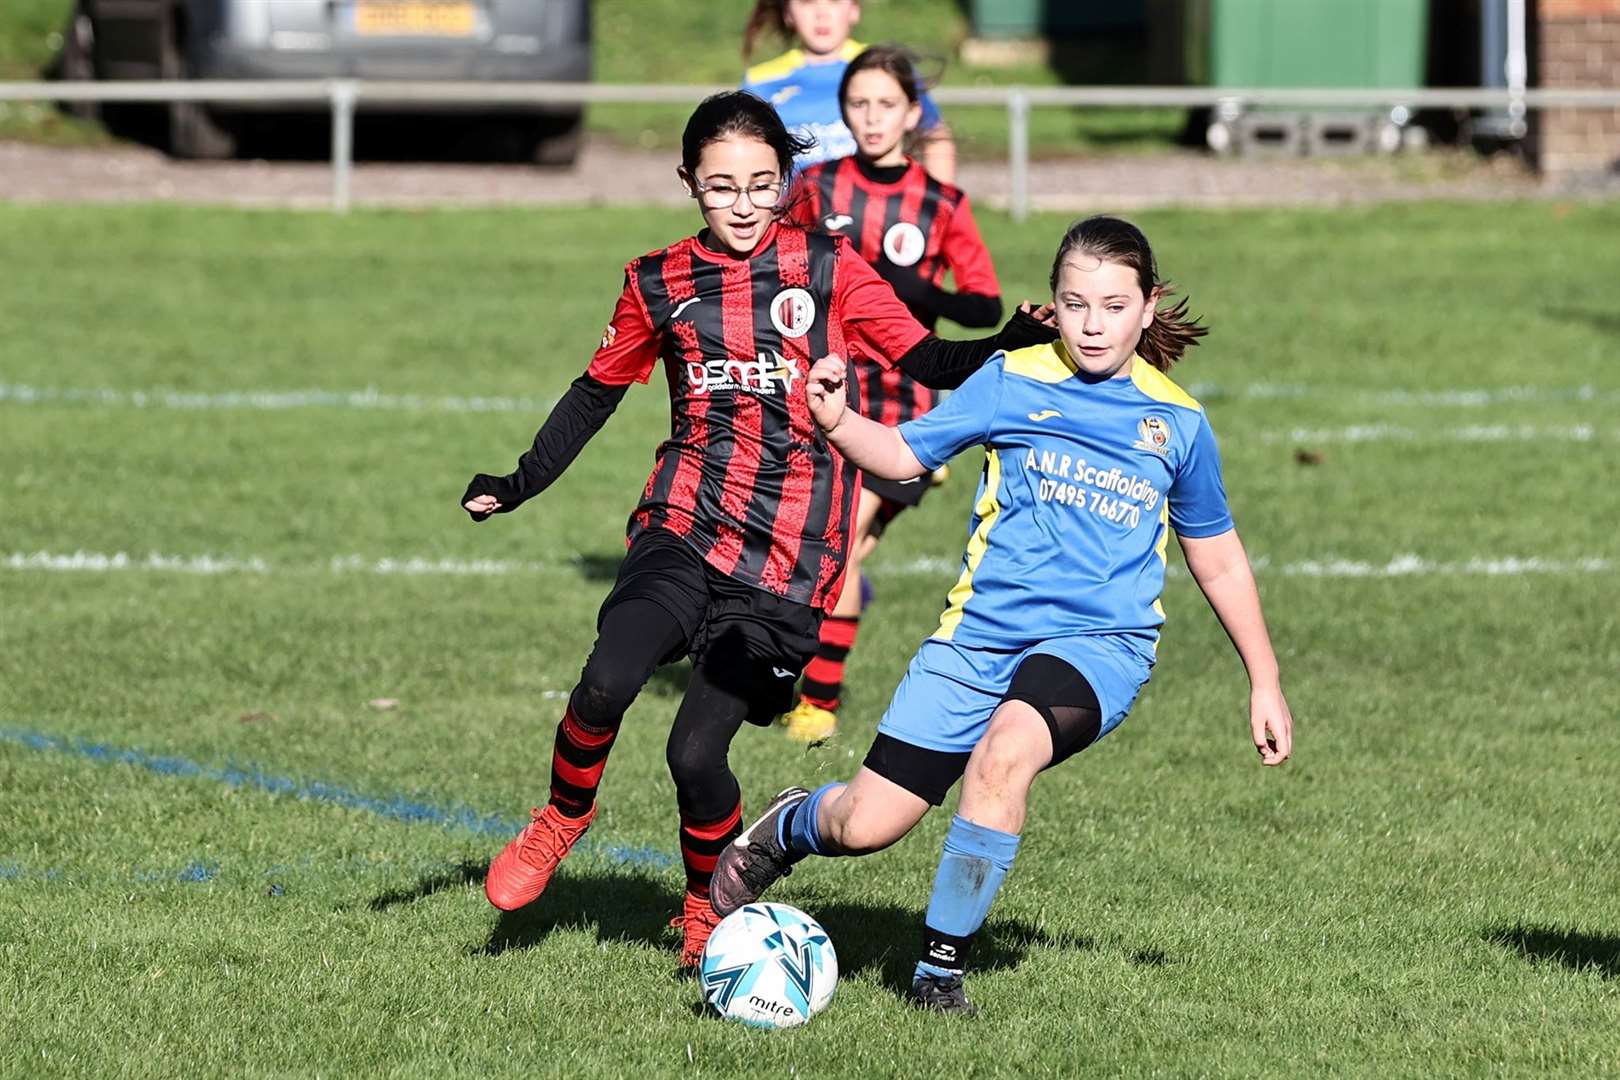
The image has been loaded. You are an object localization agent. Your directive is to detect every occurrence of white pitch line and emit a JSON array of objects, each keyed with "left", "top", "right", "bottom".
[
  {"left": 5, "top": 380, "right": 1618, "bottom": 415},
  {"left": 4, "top": 549, "right": 1612, "bottom": 582},
  {"left": 1262, "top": 423, "right": 1612, "bottom": 445},
  {"left": 0, "top": 382, "right": 554, "bottom": 415}
]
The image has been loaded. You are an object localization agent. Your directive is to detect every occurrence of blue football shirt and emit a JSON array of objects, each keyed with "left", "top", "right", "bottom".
[
  {"left": 742, "top": 40, "right": 942, "bottom": 169},
  {"left": 898, "top": 342, "right": 1234, "bottom": 654}
]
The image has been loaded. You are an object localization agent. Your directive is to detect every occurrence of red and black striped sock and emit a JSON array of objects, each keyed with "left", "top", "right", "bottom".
[
  {"left": 799, "top": 614, "right": 860, "bottom": 711},
  {"left": 679, "top": 801, "right": 743, "bottom": 899},
  {"left": 548, "top": 705, "right": 619, "bottom": 819}
]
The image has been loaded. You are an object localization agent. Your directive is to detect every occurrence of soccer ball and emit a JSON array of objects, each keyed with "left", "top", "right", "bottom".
[{"left": 698, "top": 902, "right": 838, "bottom": 1029}]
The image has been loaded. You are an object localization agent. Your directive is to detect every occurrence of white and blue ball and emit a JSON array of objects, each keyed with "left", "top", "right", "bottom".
[{"left": 698, "top": 902, "right": 838, "bottom": 1028}]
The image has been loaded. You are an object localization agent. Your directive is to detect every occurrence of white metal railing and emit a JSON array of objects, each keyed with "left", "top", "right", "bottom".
[{"left": 4, "top": 80, "right": 1619, "bottom": 216}]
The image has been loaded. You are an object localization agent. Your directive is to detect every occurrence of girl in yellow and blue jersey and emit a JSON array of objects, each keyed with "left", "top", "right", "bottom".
[
  {"left": 710, "top": 216, "right": 1295, "bottom": 1016},
  {"left": 741, "top": 0, "right": 957, "bottom": 181}
]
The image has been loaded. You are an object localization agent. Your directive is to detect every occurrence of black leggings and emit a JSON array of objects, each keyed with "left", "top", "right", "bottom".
[{"left": 572, "top": 598, "right": 754, "bottom": 824}]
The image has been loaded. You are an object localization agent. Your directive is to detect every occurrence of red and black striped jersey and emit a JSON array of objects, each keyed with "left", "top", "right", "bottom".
[
  {"left": 790, "top": 155, "right": 1001, "bottom": 427},
  {"left": 586, "top": 222, "right": 930, "bottom": 610}
]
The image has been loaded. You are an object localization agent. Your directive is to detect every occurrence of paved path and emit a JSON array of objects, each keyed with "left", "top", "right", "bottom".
[{"left": 0, "top": 135, "right": 1602, "bottom": 211}]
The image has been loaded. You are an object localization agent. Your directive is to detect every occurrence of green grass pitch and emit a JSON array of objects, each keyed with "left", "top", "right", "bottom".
[{"left": 2, "top": 200, "right": 1618, "bottom": 1076}]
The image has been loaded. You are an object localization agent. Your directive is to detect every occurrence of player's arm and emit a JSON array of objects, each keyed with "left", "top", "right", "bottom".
[
  {"left": 1179, "top": 529, "right": 1292, "bottom": 767},
  {"left": 805, "top": 351, "right": 1001, "bottom": 480},
  {"left": 461, "top": 281, "right": 657, "bottom": 522},
  {"left": 1169, "top": 413, "right": 1291, "bottom": 765},
  {"left": 836, "top": 243, "right": 1053, "bottom": 390},
  {"left": 925, "top": 194, "right": 1002, "bottom": 329},
  {"left": 805, "top": 356, "right": 926, "bottom": 480}
]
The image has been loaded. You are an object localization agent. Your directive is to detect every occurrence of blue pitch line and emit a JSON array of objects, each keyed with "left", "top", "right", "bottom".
[{"left": 0, "top": 727, "right": 674, "bottom": 870}]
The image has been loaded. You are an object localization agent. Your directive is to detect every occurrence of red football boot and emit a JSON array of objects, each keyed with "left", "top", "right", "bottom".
[
  {"left": 671, "top": 889, "right": 724, "bottom": 971},
  {"left": 484, "top": 804, "right": 594, "bottom": 911}
]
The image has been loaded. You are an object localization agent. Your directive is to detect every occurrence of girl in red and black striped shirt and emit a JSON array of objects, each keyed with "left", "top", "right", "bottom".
[
  {"left": 460, "top": 90, "right": 1051, "bottom": 970},
  {"left": 782, "top": 45, "right": 1004, "bottom": 744}
]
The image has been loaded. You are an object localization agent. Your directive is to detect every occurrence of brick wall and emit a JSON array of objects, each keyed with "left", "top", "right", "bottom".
[{"left": 1537, "top": 0, "right": 1620, "bottom": 175}]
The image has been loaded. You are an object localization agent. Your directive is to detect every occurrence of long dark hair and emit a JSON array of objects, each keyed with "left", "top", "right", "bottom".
[
  {"left": 1048, "top": 216, "right": 1208, "bottom": 372},
  {"left": 741, "top": 0, "right": 790, "bottom": 60},
  {"left": 680, "top": 91, "right": 815, "bottom": 192},
  {"left": 838, "top": 44, "right": 921, "bottom": 107}
]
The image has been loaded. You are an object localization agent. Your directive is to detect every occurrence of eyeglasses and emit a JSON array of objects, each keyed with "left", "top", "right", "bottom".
[{"left": 689, "top": 178, "right": 785, "bottom": 211}]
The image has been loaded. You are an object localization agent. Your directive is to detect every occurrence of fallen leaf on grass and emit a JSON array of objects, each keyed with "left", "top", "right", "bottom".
[{"left": 366, "top": 698, "right": 400, "bottom": 711}]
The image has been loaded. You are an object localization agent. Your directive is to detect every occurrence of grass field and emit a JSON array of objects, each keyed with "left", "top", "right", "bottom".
[
  {"left": 3, "top": 199, "right": 1619, "bottom": 1077},
  {"left": 0, "top": 0, "right": 1183, "bottom": 156}
]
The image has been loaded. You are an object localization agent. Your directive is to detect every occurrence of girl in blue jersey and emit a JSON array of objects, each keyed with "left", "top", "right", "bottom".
[
  {"left": 711, "top": 216, "right": 1295, "bottom": 1015},
  {"left": 741, "top": 0, "right": 957, "bottom": 181}
]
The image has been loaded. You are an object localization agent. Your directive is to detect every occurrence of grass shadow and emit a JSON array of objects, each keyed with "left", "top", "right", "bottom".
[
  {"left": 809, "top": 897, "right": 1095, "bottom": 998},
  {"left": 572, "top": 552, "right": 625, "bottom": 583},
  {"left": 475, "top": 868, "right": 685, "bottom": 958},
  {"left": 368, "top": 859, "right": 488, "bottom": 912},
  {"left": 1485, "top": 923, "right": 1620, "bottom": 980}
]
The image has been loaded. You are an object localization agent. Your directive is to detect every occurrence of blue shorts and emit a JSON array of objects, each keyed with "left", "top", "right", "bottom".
[{"left": 876, "top": 635, "right": 1153, "bottom": 757}]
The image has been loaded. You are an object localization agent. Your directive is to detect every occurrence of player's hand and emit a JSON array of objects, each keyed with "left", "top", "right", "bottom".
[
  {"left": 1250, "top": 684, "right": 1293, "bottom": 766},
  {"left": 462, "top": 473, "right": 520, "bottom": 522},
  {"left": 1017, "top": 301, "right": 1056, "bottom": 326},
  {"left": 806, "top": 355, "right": 848, "bottom": 433}
]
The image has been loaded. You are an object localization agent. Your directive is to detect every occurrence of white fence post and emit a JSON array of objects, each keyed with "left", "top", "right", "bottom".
[
  {"left": 1007, "top": 89, "right": 1030, "bottom": 223},
  {"left": 329, "top": 79, "right": 358, "bottom": 213}
]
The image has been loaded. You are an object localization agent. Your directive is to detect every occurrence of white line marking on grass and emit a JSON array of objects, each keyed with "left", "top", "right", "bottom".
[
  {"left": 1183, "top": 382, "right": 1620, "bottom": 407},
  {"left": 8, "top": 381, "right": 1618, "bottom": 415},
  {"left": 1263, "top": 423, "right": 1612, "bottom": 445},
  {"left": 868, "top": 554, "right": 1614, "bottom": 580},
  {"left": 0, "top": 382, "right": 555, "bottom": 415},
  {"left": 6, "top": 549, "right": 1612, "bottom": 582}
]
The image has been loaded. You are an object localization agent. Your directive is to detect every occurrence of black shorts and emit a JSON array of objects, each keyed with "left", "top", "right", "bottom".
[
  {"left": 598, "top": 529, "right": 823, "bottom": 724},
  {"left": 862, "top": 471, "right": 930, "bottom": 513},
  {"left": 862, "top": 653, "right": 1103, "bottom": 805}
]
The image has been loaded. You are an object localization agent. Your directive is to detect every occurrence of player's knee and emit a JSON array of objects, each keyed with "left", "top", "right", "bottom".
[
  {"left": 665, "top": 727, "right": 725, "bottom": 791},
  {"left": 573, "top": 655, "right": 644, "bottom": 726},
  {"left": 966, "top": 716, "right": 1046, "bottom": 793}
]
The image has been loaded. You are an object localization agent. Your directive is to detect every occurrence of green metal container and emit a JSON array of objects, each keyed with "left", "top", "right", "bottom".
[
  {"left": 1193, "top": 0, "right": 1429, "bottom": 88},
  {"left": 969, "top": 0, "right": 1148, "bottom": 39}
]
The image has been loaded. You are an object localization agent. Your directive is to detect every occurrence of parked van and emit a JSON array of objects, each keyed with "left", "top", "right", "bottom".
[{"left": 53, "top": 0, "right": 591, "bottom": 162}]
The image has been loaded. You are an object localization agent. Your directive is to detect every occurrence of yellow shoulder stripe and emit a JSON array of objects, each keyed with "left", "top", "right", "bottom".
[
  {"left": 1130, "top": 361, "right": 1203, "bottom": 412},
  {"left": 841, "top": 39, "right": 865, "bottom": 61},
  {"left": 1001, "top": 341, "right": 1078, "bottom": 384},
  {"left": 745, "top": 48, "right": 805, "bottom": 85}
]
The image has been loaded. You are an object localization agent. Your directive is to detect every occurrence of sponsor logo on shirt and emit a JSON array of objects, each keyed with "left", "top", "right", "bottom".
[
  {"left": 769, "top": 288, "right": 817, "bottom": 339},
  {"left": 686, "top": 349, "right": 803, "bottom": 397},
  {"left": 1134, "top": 415, "right": 1171, "bottom": 456},
  {"left": 883, "top": 222, "right": 927, "bottom": 267},
  {"left": 823, "top": 214, "right": 854, "bottom": 232},
  {"left": 599, "top": 324, "right": 617, "bottom": 350},
  {"left": 1027, "top": 409, "right": 1062, "bottom": 422},
  {"left": 770, "top": 85, "right": 801, "bottom": 107},
  {"left": 670, "top": 296, "right": 702, "bottom": 320}
]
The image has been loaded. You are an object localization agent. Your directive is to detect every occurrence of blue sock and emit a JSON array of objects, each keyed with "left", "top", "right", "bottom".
[
  {"left": 778, "top": 782, "right": 842, "bottom": 858},
  {"left": 913, "top": 815, "right": 1020, "bottom": 984}
]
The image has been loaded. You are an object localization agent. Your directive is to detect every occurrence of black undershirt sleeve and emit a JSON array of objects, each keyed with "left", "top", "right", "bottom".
[
  {"left": 897, "top": 306, "right": 1057, "bottom": 391},
  {"left": 461, "top": 373, "right": 628, "bottom": 521},
  {"left": 919, "top": 287, "right": 1002, "bottom": 330}
]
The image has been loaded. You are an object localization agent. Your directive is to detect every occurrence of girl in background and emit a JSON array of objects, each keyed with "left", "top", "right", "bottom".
[
  {"left": 742, "top": 0, "right": 957, "bottom": 182},
  {"left": 779, "top": 44, "right": 1002, "bottom": 744}
]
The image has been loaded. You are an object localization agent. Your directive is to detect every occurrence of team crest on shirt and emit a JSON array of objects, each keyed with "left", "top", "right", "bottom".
[
  {"left": 599, "top": 324, "right": 617, "bottom": 350},
  {"left": 769, "top": 288, "right": 817, "bottom": 339},
  {"left": 882, "top": 222, "right": 927, "bottom": 267},
  {"left": 1134, "top": 415, "right": 1172, "bottom": 456}
]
